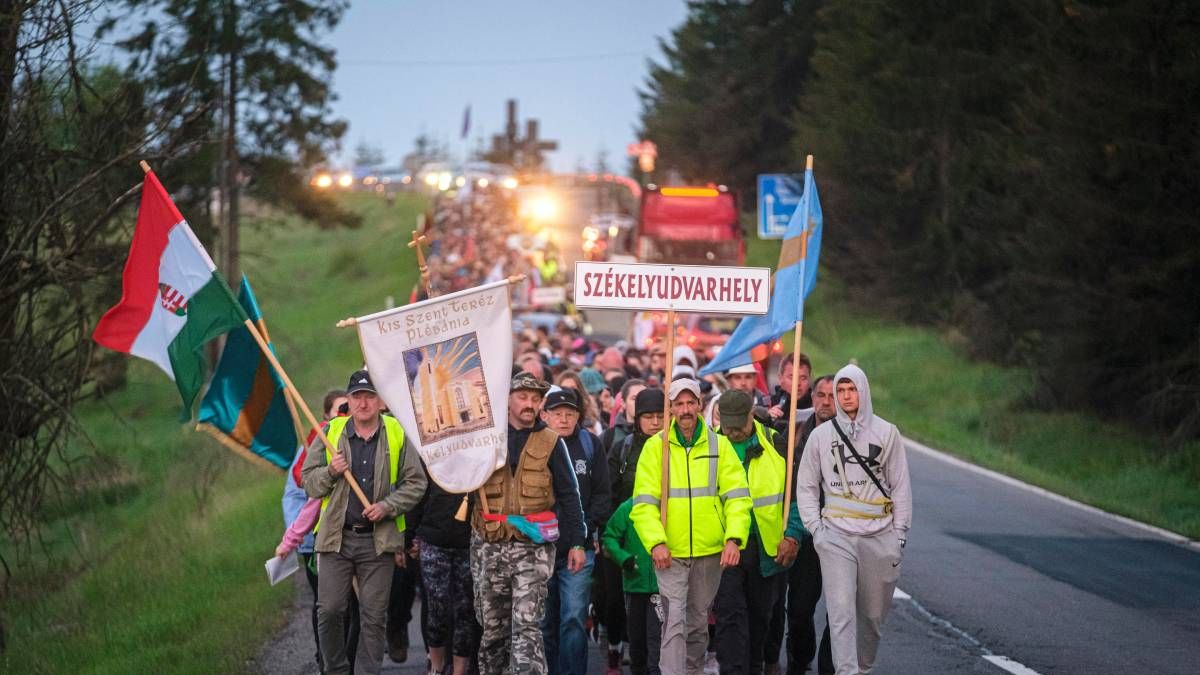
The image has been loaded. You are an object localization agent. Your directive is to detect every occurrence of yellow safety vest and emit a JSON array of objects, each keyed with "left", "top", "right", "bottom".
[
  {"left": 315, "top": 415, "right": 406, "bottom": 534},
  {"left": 630, "top": 417, "right": 753, "bottom": 558},
  {"left": 746, "top": 421, "right": 787, "bottom": 557}
]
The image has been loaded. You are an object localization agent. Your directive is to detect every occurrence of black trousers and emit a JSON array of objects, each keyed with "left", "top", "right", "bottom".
[
  {"left": 597, "top": 555, "right": 627, "bottom": 646},
  {"left": 714, "top": 539, "right": 784, "bottom": 675},
  {"left": 387, "top": 554, "right": 420, "bottom": 648},
  {"left": 784, "top": 537, "right": 832, "bottom": 675},
  {"left": 625, "top": 592, "right": 662, "bottom": 675}
]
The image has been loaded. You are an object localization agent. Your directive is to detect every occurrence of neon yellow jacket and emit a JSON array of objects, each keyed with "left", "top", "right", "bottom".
[{"left": 630, "top": 417, "right": 752, "bottom": 558}]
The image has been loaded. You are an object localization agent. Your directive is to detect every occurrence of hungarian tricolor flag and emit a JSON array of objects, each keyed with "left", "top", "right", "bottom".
[{"left": 93, "top": 169, "right": 247, "bottom": 417}]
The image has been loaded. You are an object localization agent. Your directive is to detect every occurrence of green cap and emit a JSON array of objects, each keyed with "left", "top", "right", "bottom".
[{"left": 718, "top": 389, "right": 753, "bottom": 429}]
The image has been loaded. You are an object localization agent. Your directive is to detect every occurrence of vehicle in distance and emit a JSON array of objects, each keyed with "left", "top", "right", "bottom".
[{"left": 636, "top": 185, "right": 744, "bottom": 266}]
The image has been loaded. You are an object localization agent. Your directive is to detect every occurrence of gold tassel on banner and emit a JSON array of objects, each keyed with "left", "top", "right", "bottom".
[{"left": 454, "top": 494, "right": 469, "bottom": 522}]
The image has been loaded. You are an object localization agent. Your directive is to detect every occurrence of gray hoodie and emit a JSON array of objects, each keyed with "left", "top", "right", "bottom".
[{"left": 795, "top": 364, "right": 912, "bottom": 537}]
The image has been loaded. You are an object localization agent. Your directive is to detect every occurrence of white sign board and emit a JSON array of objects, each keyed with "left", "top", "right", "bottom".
[
  {"left": 354, "top": 280, "right": 511, "bottom": 493},
  {"left": 529, "top": 286, "right": 567, "bottom": 306},
  {"left": 573, "top": 261, "right": 770, "bottom": 314}
]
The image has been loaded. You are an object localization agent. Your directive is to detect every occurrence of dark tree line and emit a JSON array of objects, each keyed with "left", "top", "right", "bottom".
[
  {"left": 640, "top": 0, "right": 1200, "bottom": 440},
  {"left": 0, "top": 0, "right": 352, "bottom": 573}
]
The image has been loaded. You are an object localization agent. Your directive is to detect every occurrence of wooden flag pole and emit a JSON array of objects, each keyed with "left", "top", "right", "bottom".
[
  {"left": 781, "top": 154, "right": 815, "bottom": 524},
  {"left": 242, "top": 317, "right": 372, "bottom": 508},
  {"left": 659, "top": 309, "right": 676, "bottom": 526},
  {"left": 255, "top": 316, "right": 308, "bottom": 444}
]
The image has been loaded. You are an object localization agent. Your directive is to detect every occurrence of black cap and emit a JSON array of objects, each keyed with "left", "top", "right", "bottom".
[
  {"left": 346, "top": 369, "right": 376, "bottom": 395},
  {"left": 635, "top": 388, "right": 665, "bottom": 417},
  {"left": 543, "top": 388, "right": 581, "bottom": 411}
]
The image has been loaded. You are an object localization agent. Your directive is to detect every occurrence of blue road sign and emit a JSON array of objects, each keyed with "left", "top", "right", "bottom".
[{"left": 757, "top": 174, "right": 804, "bottom": 239}]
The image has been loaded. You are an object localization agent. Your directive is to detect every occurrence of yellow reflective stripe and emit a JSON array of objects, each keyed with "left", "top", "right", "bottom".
[
  {"left": 722, "top": 487, "right": 751, "bottom": 500},
  {"left": 824, "top": 493, "right": 891, "bottom": 517},
  {"left": 633, "top": 494, "right": 660, "bottom": 506}
]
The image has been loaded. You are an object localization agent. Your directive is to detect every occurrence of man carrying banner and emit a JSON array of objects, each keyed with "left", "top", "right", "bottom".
[
  {"left": 302, "top": 369, "right": 428, "bottom": 675},
  {"left": 630, "top": 378, "right": 753, "bottom": 675},
  {"left": 796, "top": 365, "right": 912, "bottom": 675},
  {"left": 471, "top": 372, "right": 587, "bottom": 675},
  {"left": 711, "top": 390, "right": 806, "bottom": 675}
]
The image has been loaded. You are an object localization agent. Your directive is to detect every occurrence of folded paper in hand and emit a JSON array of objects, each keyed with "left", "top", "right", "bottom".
[{"left": 265, "top": 552, "right": 299, "bottom": 586}]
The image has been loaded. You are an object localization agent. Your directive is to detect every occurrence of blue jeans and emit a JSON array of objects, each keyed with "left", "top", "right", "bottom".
[{"left": 541, "top": 550, "right": 595, "bottom": 675}]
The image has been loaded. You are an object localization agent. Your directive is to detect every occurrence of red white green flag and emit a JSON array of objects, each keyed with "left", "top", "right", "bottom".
[{"left": 93, "top": 170, "right": 247, "bottom": 417}]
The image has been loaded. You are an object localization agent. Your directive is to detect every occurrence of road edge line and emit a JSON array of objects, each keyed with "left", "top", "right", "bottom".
[
  {"left": 981, "top": 655, "right": 1045, "bottom": 675},
  {"left": 904, "top": 438, "right": 1200, "bottom": 552}
]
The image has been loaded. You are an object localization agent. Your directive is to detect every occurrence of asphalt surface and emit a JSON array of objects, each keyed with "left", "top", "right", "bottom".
[{"left": 255, "top": 439, "right": 1200, "bottom": 674}]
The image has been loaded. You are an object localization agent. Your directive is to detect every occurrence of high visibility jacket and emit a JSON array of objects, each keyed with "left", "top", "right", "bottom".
[
  {"left": 315, "top": 415, "right": 406, "bottom": 534},
  {"left": 745, "top": 421, "right": 787, "bottom": 557},
  {"left": 630, "top": 417, "right": 752, "bottom": 558}
]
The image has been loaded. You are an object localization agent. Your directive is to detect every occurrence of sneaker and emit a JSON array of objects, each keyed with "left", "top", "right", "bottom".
[{"left": 703, "top": 652, "right": 719, "bottom": 675}]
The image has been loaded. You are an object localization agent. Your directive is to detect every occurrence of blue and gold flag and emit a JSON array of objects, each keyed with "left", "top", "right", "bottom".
[
  {"left": 198, "top": 276, "right": 296, "bottom": 469},
  {"left": 701, "top": 163, "right": 823, "bottom": 375}
]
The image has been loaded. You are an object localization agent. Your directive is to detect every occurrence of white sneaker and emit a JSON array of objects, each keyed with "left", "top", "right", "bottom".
[{"left": 703, "top": 651, "right": 719, "bottom": 675}]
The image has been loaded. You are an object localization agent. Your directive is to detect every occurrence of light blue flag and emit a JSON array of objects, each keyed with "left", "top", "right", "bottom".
[{"left": 700, "top": 166, "right": 823, "bottom": 375}]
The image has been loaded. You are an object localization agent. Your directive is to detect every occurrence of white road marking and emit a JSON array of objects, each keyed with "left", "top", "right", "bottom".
[
  {"left": 893, "top": 586, "right": 1045, "bottom": 675},
  {"left": 904, "top": 438, "right": 1200, "bottom": 552},
  {"left": 982, "top": 655, "right": 1046, "bottom": 675}
]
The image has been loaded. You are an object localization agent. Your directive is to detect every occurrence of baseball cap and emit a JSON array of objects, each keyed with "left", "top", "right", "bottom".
[
  {"left": 718, "top": 389, "right": 753, "bottom": 429},
  {"left": 510, "top": 371, "right": 550, "bottom": 394},
  {"left": 667, "top": 378, "right": 701, "bottom": 402},
  {"left": 346, "top": 369, "right": 376, "bottom": 395},
  {"left": 727, "top": 363, "right": 756, "bottom": 376},
  {"left": 673, "top": 345, "right": 698, "bottom": 368},
  {"left": 543, "top": 389, "right": 581, "bottom": 411}
]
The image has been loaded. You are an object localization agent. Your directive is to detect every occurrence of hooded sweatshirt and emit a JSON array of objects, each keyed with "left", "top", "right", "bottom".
[{"left": 795, "top": 364, "right": 912, "bottom": 537}]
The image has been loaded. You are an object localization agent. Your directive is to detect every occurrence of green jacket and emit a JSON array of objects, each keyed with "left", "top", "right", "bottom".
[
  {"left": 301, "top": 415, "right": 427, "bottom": 556},
  {"left": 602, "top": 499, "right": 657, "bottom": 594}
]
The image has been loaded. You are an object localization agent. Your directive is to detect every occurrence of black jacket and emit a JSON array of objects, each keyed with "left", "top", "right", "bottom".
[
  {"left": 609, "top": 427, "right": 654, "bottom": 507},
  {"left": 553, "top": 426, "right": 611, "bottom": 557},
  {"left": 412, "top": 476, "right": 472, "bottom": 549}
]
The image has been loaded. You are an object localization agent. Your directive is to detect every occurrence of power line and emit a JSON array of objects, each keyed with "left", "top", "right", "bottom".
[{"left": 339, "top": 51, "right": 648, "bottom": 68}]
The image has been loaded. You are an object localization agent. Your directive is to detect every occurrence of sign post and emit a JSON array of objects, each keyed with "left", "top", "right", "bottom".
[
  {"left": 757, "top": 174, "right": 804, "bottom": 240},
  {"left": 574, "top": 260, "right": 770, "bottom": 524}
]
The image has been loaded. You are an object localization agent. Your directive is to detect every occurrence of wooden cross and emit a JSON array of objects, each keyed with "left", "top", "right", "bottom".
[{"left": 408, "top": 230, "right": 431, "bottom": 296}]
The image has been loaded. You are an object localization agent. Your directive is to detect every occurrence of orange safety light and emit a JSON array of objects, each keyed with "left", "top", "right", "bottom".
[{"left": 660, "top": 187, "right": 720, "bottom": 198}]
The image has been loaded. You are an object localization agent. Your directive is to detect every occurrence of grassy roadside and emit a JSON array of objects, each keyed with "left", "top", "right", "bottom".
[
  {"left": 1, "top": 192, "right": 424, "bottom": 674},
  {"left": 745, "top": 236, "right": 1200, "bottom": 539}
]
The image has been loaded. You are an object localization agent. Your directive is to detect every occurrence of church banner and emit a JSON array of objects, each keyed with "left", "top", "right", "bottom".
[{"left": 354, "top": 280, "right": 511, "bottom": 493}]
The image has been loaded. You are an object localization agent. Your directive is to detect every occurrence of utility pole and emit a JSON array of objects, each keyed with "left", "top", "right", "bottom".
[{"left": 222, "top": 0, "right": 240, "bottom": 284}]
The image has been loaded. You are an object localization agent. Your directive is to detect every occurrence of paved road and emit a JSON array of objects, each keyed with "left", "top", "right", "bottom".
[{"left": 256, "top": 439, "right": 1200, "bottom": 674}]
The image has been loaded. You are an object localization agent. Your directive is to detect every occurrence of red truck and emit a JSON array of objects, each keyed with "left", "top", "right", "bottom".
[{"left": 636, "top": 185, "right": 744, "bottom": 265}]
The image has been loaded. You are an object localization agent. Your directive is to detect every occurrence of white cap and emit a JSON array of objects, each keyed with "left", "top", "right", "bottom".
[
  {"left": 668, "top": 378, "right": 702, "bottom": 401},
  {"left": 673, "top": 364, "right": 696, "bottom": 380},
  {"left": 673, "top": 345, "right": 698, "bottom": 368},
  {"left": 726, "top": 363, "right": 756, "bottom": 375}
]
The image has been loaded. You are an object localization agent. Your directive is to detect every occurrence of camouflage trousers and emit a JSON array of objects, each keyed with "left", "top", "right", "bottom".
[{"left": 470, "top": 533, "right": 555, "bottom": 675}]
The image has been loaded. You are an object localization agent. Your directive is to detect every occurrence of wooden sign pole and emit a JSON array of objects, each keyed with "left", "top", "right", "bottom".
[{"left": 659, "top": 309, "right": 676, "bottom": 526}]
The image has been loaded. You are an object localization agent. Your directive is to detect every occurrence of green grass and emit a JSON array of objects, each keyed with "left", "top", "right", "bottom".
[
  {"left": 1, "top": 192, "right": 425, "bottom": 674},
  {"left": 746, "top": 235, "right": 1200, "bottom": 539}
]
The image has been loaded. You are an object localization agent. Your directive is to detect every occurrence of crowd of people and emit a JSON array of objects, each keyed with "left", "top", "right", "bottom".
[{"left": 273, "top": 187, "right": 913, "bottom": 675}]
